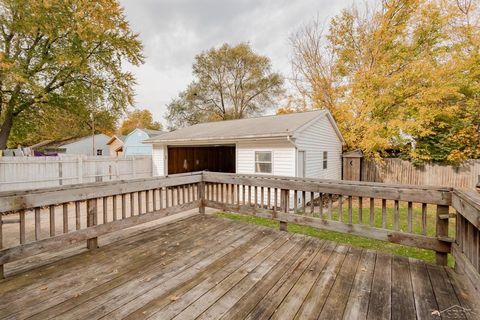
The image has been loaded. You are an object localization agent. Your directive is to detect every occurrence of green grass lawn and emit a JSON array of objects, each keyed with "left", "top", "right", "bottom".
[{"left": 214, "top": 205, "right": 455, "bottom": 266}]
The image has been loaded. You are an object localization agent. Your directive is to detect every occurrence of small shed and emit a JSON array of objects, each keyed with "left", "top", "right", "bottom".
[
  {"left": 342, "top": 149, "right": 363, "bottom": 181},
  {"left": 123, "top": 128, "right": 165, "bottom": 156},
  {"left": 145, "top": 110, "right": 345, "bottom": 180}
]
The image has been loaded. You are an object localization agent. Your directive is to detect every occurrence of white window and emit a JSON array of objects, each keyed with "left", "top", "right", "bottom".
[
  {"left": 323, "top": 151, "right": 328, "bottom": 169},
  {"left": 96, "top": 149, "right": 103, "bottom": 156},
  {"left": 255, "top": 151, "right": 272, "bottom": 173}
]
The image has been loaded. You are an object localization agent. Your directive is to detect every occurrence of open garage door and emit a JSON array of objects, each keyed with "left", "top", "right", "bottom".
[{"left": 168, "top": 145, "right": 235, "bottom": 174}]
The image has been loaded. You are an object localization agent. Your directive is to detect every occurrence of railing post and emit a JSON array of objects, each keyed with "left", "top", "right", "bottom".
[
  {"left": 279, "top": 189, "right": 288, "bottom": 231},
  {"left": 198, "top": 181, "right": 205, "bottom": 214},
  {"left": 87, "top": 198, "right": 98, "bottom": 250},
  {"left": 436, "top": 204, "right": 449, "bottom": 266}
]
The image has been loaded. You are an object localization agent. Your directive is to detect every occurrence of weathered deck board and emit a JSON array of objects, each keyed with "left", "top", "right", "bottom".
[{"left": 0, "top": 215, "right": 478, "bottom": 320}]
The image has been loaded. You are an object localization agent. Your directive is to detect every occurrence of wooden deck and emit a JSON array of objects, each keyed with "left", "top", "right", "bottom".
[{"left": 0, "top": 214, "right": 478, "bottom": 320}]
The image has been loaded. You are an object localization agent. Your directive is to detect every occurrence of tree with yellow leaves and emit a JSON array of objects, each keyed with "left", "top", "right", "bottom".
[
  {"left": 0, "top": 0, "right": 143, "bottom": 148},
  {"left": 291, "top": 0, "right": 479, "bottom": 164}
]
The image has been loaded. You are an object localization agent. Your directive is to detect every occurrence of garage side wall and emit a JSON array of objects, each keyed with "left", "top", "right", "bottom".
[
  {"left": 152, "top": 144, "right": 166, "bottom": 176},
  {"left": 295, "top": 116, "right": 343, "bottom": 180},
  {"left": 236, "top": 140, "right": 296, "bottom": 177}
]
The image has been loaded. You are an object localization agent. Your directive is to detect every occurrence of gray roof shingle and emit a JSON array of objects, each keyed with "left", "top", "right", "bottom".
[{"left": 145, "top": 110, "right": 329, "bottom": 143}]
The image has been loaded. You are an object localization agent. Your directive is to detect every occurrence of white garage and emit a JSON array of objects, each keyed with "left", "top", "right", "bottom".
[{"left": 145, "top": 110, "right": 345, "bottom": 181}]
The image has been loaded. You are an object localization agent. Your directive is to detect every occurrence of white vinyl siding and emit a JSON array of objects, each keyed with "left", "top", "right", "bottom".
[
  {"left": 237, "top": 139, "right": 295, "bottom": 206},
  {"left": 295, "top": 115, "right": 342, "bottom": 180},
  {"left": 152, "top": 144, "right": 166, "bottom": 176},
  {"left": 236, "top": 140, "right": 295, "bottom": 177}
]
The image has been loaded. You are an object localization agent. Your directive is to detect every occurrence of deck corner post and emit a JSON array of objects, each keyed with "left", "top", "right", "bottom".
[
  {"left": 436, "top": 204, "right": 449, "bottom": 266},
  {"left": 198, "top": 181, "right": 206, "bottom": 214},
  {"left": 87, "top": 198, "right": 99, "bottom": 250}
]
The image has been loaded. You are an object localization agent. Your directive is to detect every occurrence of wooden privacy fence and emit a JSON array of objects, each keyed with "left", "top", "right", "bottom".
[
  {"left": 0, "top": 155, "right": 152, "bottom": 191},
  {"left": 0, "top": 172, "right": 478, "bottom": 292},
  {"left": 360, "top": 158, "right": 480, "bottom": 189}
]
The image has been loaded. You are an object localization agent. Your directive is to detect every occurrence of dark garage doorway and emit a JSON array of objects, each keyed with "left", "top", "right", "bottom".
[{"left": 168, "top": 145, "right": 236, "bottom": 174}]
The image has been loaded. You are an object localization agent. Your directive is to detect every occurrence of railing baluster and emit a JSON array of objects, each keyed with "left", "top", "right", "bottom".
[
  {"left": 267, "top": 187, "right": 271, "bottom": 209},
  {"left": 261, "top": 187, "right": 264, "bottom": 209},
  {"left": 49, "top": 205, "right": 55, "bottom": 237},
  {"left": 236, "top": 184, "right": 240, "bottom": 205},
  {"left": 121, "top": 194, "right": 126, "bottom": 219},
  {"left": 130, "top": 193, "right": 135, "bottom": 216},
  {"left": 407, "top": 202, "right": 413, "bottom": 233},
  {"left": 421, "top": 203, "right": 427, "bottom": 235},
  {"left": 254, "top": 186, "right": 258, "bottom": 210},
  {"left": 165, "top": 187, "right": 170, "bottom": 207},
  {"left": 310, "top": 192, "right": 315, "bottom": 216},
  {"left": 19, "top": 210, "right": 26, "bottom": 244},
  {"left": 63, "top": 203, "right": 68, "bottom": 233},
  {"left": 294, "top": 190, "right": 298, "bottom": 213},
  {"left": 382, "top": 199, "right": 387, "bottom": 228},
  {"left": 319, "top": 193, "right": 324, "bottom": 219},
  {"left": 302, "top": 191, "right": 306, "bottom": 215},
  {"left": 338, "top": 195, "right": 343, "bottom": 222},
  {"left": 369, "top": 198, "right": 374, "bottom": 227},
  {"left": 159, "top": 188, "right": 164, "bottom": 209},
  {"left": 138, "top": 191, "right": 143, "bottom": 214},
  {"left": 358, "top": 197, "right": 363, "bottom": 224},
  {"left": 146, "top": 190, "right": 150, "bottom": 213},
  {"left": 103, "top": 197, "right": 108, "bottom": 223},
  {"left": 35, "top": 207, "right": 41, "bottom": 239},
  {"left": 394, "top": 200, "right": 399, "bottom": 231},
  {"left": 348, "top": 196, "right": 353, "bottom": 223},
  {"left": 328, "top": 194, "right": 333, "bottom": 219},
  {"left": 113, "top": 195, "right": 118, "bottom": 221},
  {"left": 274, "top": 188, "right": 278, "bottom": 212}
]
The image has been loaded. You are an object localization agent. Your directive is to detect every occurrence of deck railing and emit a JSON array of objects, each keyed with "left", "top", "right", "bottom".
[
  {"left": 0, "top": 171, "right": 478, "bottom": 292},
  {"left": 0, "top": 172, "right": 203, "bottom": 278}
]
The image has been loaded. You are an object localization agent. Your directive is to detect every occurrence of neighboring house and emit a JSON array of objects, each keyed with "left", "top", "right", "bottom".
[
  {"left": 145, "top": 110, "right": 345, "bottom": 180},
  {"left": 106, "top": 135, "right": 126, "bottom": 156},
  {"left": 123, "top": 128, "right": 165, "bottom": 156},
  {"left": 31, "top": 134, "right": 110, "bottom": 156}
]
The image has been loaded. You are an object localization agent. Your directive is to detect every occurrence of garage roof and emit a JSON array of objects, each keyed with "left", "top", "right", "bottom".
[{"left": 145, "top": 109, "right": 344, "bottom": 144}]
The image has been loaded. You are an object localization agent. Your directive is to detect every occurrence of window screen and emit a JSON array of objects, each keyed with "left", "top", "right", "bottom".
[
  {"left": 323, "top": 151, "right": 328, "bottom": 169},
  {"left": 255, "top": 151, "right": 272, "bottom": 173}
]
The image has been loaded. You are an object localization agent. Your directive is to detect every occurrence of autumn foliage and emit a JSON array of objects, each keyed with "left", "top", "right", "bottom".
[{"left": 291, "top": 0, "right": 480, "bottom": 164}]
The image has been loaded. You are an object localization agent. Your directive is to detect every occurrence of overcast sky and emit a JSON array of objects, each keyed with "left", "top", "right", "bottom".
[{"left": 120, "top": 0, "right": 352, "bottom": 125}]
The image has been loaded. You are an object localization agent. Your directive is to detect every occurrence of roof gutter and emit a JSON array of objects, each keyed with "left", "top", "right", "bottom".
[{"left": 143, "top": 133, "right": 291, "bottom": 144}]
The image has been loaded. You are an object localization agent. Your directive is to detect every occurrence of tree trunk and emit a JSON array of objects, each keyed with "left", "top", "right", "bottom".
[{"left": 0, "top": 111, "right": 14, "bottom": 149}]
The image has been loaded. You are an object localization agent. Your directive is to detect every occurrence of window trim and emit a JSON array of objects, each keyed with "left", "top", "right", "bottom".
[{"left": 254, "top": 151, "right": 273, "bottom": 174}]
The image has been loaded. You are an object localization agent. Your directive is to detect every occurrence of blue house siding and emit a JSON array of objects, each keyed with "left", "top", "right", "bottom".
[
  {"left": 61, "top": 134, "right": 110, "bottom": 156},
  {"left": 123, "top": 129, "right": 155, "bottom": 156}
]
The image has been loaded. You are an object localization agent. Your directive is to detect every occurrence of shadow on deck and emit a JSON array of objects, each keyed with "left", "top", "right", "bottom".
[{"left": 0, "top": 214, "right": 478, "bottom": 320}]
